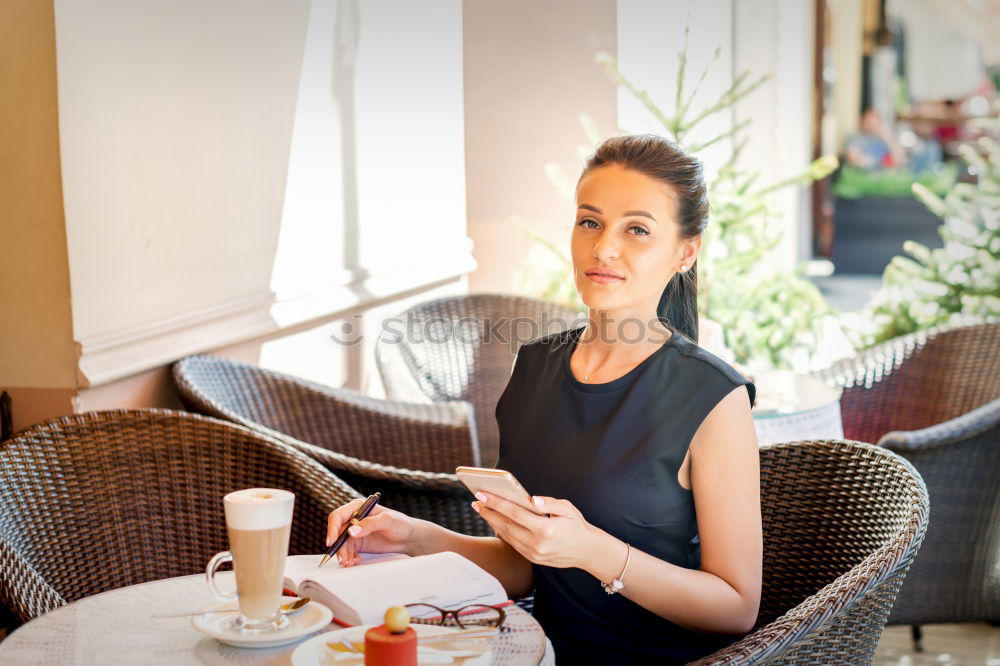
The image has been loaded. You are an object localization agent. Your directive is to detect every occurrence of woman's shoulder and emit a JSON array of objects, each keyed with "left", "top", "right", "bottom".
[{"left": 669, "top": 333, "right": 756, "bottom": 408}]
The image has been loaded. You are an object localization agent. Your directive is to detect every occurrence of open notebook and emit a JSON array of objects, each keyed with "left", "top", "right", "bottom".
[{"left": 282, "top": 551, "right": 509, "bottom": 627}]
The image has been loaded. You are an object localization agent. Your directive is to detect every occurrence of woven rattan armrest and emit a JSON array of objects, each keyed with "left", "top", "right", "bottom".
[
  {"left": 172, "top": 356, "right": 480, "bottom": 476},
  {"left": 693, "top": 531, "right": 925, "bottom": 664},
  {"left": 245, "top": 421, "right": 472, "bottom": 494},
  {"left": 277, "top": 389, "right": 480, "bottom": 472},
  {"left": 318, "top": 385, "right": 472, "bottom": 433},
  {"left": 877, "top": 396, "right": 1000, "bottom": 452},
  {"left": 0, "top": 535, "right": 68, "bottom": 622}
]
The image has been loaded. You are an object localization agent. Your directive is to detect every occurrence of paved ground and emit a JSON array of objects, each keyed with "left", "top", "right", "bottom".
[
  {"left": 876, "top": 623, "right": 1000, "bottom": 665},
  {"left": 807, "top": 273, "right": 884, "bottom": 314}
]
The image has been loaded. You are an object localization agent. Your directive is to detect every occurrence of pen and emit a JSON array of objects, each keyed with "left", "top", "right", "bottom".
[{"left": 318, "top": 491, "right": 381, "bottom": 568}]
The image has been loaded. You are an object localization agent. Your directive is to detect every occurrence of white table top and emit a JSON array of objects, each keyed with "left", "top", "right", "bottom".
[
  {"left": 0, "top": 573, "right": 554, "bottom": 665},
  {"left": 750, "top": 370, "right": 842, "bottom": 418},
  {"left": 748, "top": 370, "right": 845, "bottom": 445}
]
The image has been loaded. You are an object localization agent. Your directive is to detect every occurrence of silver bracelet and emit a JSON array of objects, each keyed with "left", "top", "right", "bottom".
[{"left": 601, "top": 542, "right": 631, "bottom": 595}]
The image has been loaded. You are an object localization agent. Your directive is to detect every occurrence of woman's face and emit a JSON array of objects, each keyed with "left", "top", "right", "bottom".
[{"left": 571, "top": 164, "right": 698, "bottom": 321}]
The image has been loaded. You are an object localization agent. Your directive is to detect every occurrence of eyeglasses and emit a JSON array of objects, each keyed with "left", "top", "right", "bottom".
[{"left": 404, "top": 603, "right": 506, "bottom": 630}]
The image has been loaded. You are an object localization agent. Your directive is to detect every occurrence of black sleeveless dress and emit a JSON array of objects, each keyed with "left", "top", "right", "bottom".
[{"left": 495, "top": 324, "right": 757, "bottom": 665}]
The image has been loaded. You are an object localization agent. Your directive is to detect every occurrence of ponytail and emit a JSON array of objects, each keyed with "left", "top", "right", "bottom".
[{"left": 657, "top": 262, "right": 699, "bottom": 343}]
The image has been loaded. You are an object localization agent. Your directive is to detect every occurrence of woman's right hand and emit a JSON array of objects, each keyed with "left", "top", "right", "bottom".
[{"left": 326, "top": 499, "right": 419, "bottom": 567}]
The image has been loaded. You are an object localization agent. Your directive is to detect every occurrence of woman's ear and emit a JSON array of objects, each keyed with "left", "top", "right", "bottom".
[{"left": 681, "top": 235, "right": 702, "bottom": 268}]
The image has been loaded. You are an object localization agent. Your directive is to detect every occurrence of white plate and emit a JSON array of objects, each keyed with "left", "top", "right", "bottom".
[
  {"left": 191, "top": 596, "right": 333, "bottom": 648},
  {"left": 291, "top": 623, "right": 494, "bottom": 665}
]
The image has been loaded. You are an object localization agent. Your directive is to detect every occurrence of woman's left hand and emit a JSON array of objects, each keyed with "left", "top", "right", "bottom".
[{"left": 472, "top": 493, "right": 597, "bottom": 569}]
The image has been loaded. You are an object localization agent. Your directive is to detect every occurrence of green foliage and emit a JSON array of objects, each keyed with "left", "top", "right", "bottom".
[
  {"left": 845, "top": 130, "right": 1000, "bottom": 348},
  {"left": 989, "top": 65, "right": 1000, "bottom": 94},
  {"left": 832, "top": 163, "right": 958, "bottom": 200},
  {"left": 514, "top": 28, "right": 838, "bottom": 372}
]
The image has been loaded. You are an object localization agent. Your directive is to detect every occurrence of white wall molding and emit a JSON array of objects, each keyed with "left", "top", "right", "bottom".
[{"left": 76, "top": 249, "right": 476, "bottom": 387}]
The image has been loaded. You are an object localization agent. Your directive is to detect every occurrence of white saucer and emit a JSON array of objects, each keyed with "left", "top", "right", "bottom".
[
  {"left": 192, "top": 596, "right": 333, "bottom": 648},
  {"left": 291, "top": 623, "right": 494, "bottom": 665}
]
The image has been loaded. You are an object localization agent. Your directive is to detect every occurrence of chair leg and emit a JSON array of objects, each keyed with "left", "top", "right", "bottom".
[{"left": 910, "top": 624, "right": 924, "bottom": 652}]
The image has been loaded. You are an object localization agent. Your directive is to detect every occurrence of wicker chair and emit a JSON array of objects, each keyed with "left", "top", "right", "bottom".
[
  {"left": 694, "top": 438, "right": 929, "bottom": 664},
  {"left": 808, "top": 317, "right": 1000, "bottom": 647},
  {"left": 375, "top": 293, "right": 582, "bottom": 468},
  {"left": 173, "top": 355, "right": 490, "bottom": 536},
  {"left": 0, "top": 409, "right": 359, "bottom": 626}
]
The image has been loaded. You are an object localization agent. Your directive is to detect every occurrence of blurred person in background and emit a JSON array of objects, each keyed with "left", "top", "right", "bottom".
[
  {"left": 902, "top": 118, "right": 944, "bottom": 173},
  {"left": 845, "top": 106, "right": 907, "bottom": 170}
]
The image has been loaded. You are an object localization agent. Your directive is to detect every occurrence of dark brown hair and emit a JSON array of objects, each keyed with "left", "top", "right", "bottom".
[{"left": 577, "top": 134, "right": 709, "bottom": 343}]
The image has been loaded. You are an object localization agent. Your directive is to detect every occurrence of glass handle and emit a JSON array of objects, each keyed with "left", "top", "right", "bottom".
[{"left": 206, "top": 551, "right": 237, "bottom": 601}]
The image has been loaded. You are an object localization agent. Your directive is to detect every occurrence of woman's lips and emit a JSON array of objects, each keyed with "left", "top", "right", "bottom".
[{"left": 586, "top": 272, "right": 624, "bottom": 284}]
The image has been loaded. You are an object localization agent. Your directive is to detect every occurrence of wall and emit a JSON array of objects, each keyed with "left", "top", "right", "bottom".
[
  {"left": 52, "top": 0, "right": 473, "bottom": 408},
  {"left": 463, "top": 0, "right": 618, "bottom": 295},
  {"left": 0, "top": 0, "right": 78, "bottom": 431},
  {"left": 617, "top": 0, "right": 736, "bottom": 181},
  {"left": 54, "top": 0, "right": 310, "bottom": 388},
  {"left": 733, "top": 0, "right": 815, "bottom": 264}
]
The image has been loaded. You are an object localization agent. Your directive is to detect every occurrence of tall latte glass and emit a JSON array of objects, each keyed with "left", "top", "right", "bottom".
[{"left": 206, "top": 488, "right": 295, "bottom": 633}]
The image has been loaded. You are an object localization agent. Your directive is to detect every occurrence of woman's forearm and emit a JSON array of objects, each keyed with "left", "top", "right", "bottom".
[
  {"left": 407, "top": 519, "right": 534, "bottom": 599},
  {"left": 582, "top": 527, "right": 758, "bottom": 635}
]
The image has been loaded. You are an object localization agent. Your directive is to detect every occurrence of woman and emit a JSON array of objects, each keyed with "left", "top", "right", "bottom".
[{"left": 326, "top": 134, "right": 762, "bottom": 664}]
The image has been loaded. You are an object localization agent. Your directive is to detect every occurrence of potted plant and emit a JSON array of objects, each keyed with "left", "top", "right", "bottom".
[{"left": 831, "top": 163, "right": 958, "bottom": 275}]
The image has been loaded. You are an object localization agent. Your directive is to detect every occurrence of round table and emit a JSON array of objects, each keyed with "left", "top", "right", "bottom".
[
  {"left": 750, "top": 369, "right": 844, "bottom": 445},
  {"left": 0, "top": 574, "right": 554, "bottom": 665}
]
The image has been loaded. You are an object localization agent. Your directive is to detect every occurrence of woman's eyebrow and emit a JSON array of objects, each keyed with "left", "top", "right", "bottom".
[{"left": 578, "top": 204, "right": 658, "bottom": 223}]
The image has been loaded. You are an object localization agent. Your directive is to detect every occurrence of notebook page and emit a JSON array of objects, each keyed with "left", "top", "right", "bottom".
[
  {"left": 301, "top": 551, "right": 507, "bottom": 625},
  {"left": 282, "top": 552, "right": 409, "bottom": 592}
]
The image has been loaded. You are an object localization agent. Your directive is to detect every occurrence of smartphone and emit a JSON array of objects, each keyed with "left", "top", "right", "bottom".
[{"left": 455, "top": 466, "right": 543, "bottom": 515}]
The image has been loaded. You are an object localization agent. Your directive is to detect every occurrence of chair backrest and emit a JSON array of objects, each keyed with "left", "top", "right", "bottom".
[
  {"left": 0, "top": 409, "right": 359, "bottom": 624},
  {"left": 881, "top": 406, "right": 1000, "bottom": 626},
  {"left": 173, "top": 354, "right": 474, "bottom": 475},
  {"left": 697, "top": 438, "right": 929, "bottom": 664},
  {"left": 816, "top": 317, "right": 999, "bottom": 444},
  {"left": 375, "top": 293, "right": 581, "bottom": 465}
]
